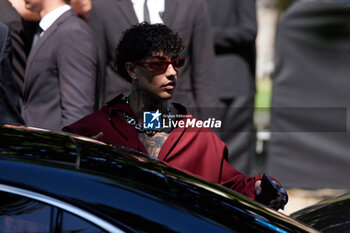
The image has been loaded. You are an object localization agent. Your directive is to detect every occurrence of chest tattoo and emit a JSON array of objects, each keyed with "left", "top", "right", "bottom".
[{"left": 139, "top": 132, "right": 169, "bottom": 159}]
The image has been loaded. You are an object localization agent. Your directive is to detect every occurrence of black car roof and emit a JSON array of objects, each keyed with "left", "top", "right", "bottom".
[{"left": 0, "top": 125, "right": 317, "bottom": 233}]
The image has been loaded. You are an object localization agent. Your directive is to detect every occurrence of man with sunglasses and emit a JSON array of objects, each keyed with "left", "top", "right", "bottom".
[
  {"left": 63, "top": 23, "right": 287, "bottom": 210},
  {"left": 87, "top": 0, "right": 218, "bottom": 113}
]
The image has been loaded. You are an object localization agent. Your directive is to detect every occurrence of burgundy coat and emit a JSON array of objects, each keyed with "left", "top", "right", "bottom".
[{"left": 63, "top": 97, "right": 263, "bottom": 200}]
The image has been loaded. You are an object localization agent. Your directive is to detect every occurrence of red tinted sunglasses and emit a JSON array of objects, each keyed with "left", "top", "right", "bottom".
[{"left": 133, "top": 58, "right": 185, "bottom": 71}]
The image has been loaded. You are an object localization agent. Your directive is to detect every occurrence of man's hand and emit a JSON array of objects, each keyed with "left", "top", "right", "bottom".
[{"left": 255, "top": 179, "right": 288, "bottom": 210}]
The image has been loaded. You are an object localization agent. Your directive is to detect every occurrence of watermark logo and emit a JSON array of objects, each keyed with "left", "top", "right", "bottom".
[
  {"left": 143, "top": 109, "right": 222, "bottom": 130},
  {"left": 143, "top": 110, "right": 161, "bottom": 129},
  {"left": 140, "top": 107, "right": 347, "bottom": 132}
]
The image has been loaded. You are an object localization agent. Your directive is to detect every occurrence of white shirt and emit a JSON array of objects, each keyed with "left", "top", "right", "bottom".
[
  {"left": 39, "top": 4, "right": 72, "bottom": 36},
  {"left": 131, "top": 0, "right": 165, "bottom": 24}
]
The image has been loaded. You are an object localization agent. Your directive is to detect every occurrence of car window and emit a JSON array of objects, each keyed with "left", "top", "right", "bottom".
[
  {"left": 0, "top": 191, "right": 106, "bottom": 233},
  {"left": 61, "top": 211, "right": 106, "bottom": 233},
  {"left": 0, "top": 192, "right": 50, "bottom": 232}
]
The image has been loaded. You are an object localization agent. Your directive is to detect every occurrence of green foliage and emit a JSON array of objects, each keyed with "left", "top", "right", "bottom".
[{"left": 255, "top": 77, "right": 272, "bottom": 109}]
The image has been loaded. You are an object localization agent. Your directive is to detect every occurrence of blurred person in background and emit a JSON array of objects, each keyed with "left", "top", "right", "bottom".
[
  {"left": 88, "top": 0, "right": 219, "bottom": 114},
  {"left": 267, "top": 0, "right": 350, "bottom": 190},
  {"left": 0, "top": 0, "right": 39, "bottom": 104},
  {"left": 206, "top": 0, "right": 257, "bottom": 175},
  {"left": 0, "top": 22, "right": 24, "bottom": 125},
  {"left": 21, "top": 0, "right": 98, "bottom": 131},
  {"left": 0, "top": 0, "right": 92, "bottom": 106}
]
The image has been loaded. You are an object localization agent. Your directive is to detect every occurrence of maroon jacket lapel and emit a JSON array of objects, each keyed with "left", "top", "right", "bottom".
[
  {"left": 158, "top": 103, "right": 189, "bottom": 161},
  {"left": 106, "top": 100, "right": 148, "bottom": 153},
  {"left": 158, "top": 126, "right": 185, "bottom": 161}
]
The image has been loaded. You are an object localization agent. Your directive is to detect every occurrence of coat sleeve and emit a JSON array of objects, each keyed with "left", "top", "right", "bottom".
[
  {"left": 0, "top": 23, "right": 24, "bottom": 125},
  {"left": 87, "top": 1, "right": 108, "bottom": 107},
  {"left": 211, "top": 0, "right": 257, "bottom": 49},
  {"left": 62, "top": 110, "right": 103, "bottom": 137},
  {"left": 56, "top": 23, "right": 97, "bottom": 128},
  {"left": 190, "top": 0, "right": 219, "bottom": 108},
  {"left": 218, "top": 143, "right": 282, "bottom": 201},
  {"left": 214, "top": 138, "right": 261, "bottom": 200}
]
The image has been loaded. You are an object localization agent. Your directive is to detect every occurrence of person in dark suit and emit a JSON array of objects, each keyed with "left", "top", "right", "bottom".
[
  {"left": 268, "top": 0, "right": 350, "bottom": 189},
  {"left": 22, "top": 0, "right": 98, "bottom": 131},
  {"left": 206, "top": 0, "right": 257, "bottom": 175},
  {"left": 0, "top": 0, "right": 38, "bottom": 103},
  {"left": 0, "top": 22, "right": 24, "bottom": 125},
  {"left": 88, "top": 0, "right": 218, "bottom": 113},
  {"left": 0, "top": 0, "right": 91, "bottom": 105}
]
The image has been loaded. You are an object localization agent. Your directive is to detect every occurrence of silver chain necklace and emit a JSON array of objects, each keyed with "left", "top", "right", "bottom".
[
  {"left": 121, "top": 96, "right": 171, "bottom": 136},
  {"left": 122, "top": 112, "right": 161, "bottom": 136}
]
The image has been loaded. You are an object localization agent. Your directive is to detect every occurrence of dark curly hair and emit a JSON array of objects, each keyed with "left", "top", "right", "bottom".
[{"left": 115, "top": 22, "right": 185, "bottom": 83}]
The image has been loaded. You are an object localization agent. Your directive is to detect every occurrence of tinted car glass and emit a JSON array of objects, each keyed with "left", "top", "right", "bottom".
[
  {"left": 61, "top": 211, "right": 106, "bottom": 233},
  {"left": 0, "top": 191, "right": 50, "bottom": 232},
  {"left": 0, "top": 191, "right": 108, "bottom": 233}
]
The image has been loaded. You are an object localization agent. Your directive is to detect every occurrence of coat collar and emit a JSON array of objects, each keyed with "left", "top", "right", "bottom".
[
  {"left": 106, "top": 95, "right": 189, "bottom": 160},
  {"left": 106, "top": 95, "right": 147, "bottom": 152},
  {"left": 26, "top": 10, "right": 73, "bottom": 66}
]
